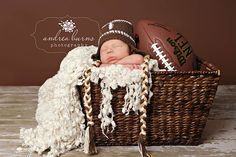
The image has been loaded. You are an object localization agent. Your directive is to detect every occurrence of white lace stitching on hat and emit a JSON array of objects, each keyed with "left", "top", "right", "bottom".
[
  {"left": 98, "top": 30, "right": 136, "bottom": 46},
  {"left": 102, "top": 19, "right": 133, "bottom": 29}
]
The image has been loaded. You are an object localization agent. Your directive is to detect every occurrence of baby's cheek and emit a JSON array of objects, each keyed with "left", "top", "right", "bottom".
[{"left": 100, "top": 54, "right": 109, "bottom": 63}]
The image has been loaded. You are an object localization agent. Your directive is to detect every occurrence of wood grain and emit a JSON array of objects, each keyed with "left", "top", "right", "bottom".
[{"left": 0, "top": 85, "right": 235, "bottom": 157}]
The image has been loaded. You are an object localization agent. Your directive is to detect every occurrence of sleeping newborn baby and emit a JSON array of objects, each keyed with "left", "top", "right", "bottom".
[
  {"left": 92, "top": 19, "right": 146, "bottom": 69},
  {"left": 100, "top": 39, "right": 144, "bottom": 69}
]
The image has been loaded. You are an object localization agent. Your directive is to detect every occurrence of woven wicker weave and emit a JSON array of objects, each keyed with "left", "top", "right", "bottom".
[{"left": 77, "top": 57, "right": 220, "bottom": 146}]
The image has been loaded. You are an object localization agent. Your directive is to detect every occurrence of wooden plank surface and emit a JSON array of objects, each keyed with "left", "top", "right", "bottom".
[{"left": 0, "top": 85, "right": 235, "bottom": 157}]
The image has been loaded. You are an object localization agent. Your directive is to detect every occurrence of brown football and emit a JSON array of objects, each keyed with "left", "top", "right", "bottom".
[{"left": 135, "top": 19, "right": 197, "bottom": 71}]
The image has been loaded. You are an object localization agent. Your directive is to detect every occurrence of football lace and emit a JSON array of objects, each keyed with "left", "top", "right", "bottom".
[{"left": 151, "top": 43, "right": 176, "bottom": 71}]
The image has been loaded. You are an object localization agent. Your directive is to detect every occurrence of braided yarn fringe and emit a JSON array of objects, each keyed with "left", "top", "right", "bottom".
[
  {"left": 83, "top": 61, "right": 101, "bottom": 154},
  {"left": 138, "top": 55, "right": 152, "bottom": 157}
]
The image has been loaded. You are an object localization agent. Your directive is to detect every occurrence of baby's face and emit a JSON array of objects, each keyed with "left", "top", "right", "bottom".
[{"left": 100, "top": 39, "right": 130, "bottom": 64}]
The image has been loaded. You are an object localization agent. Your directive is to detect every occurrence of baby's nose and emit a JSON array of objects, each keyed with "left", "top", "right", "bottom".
[{"left": 106, "top": 48, "right": 113, "bottom": 54}]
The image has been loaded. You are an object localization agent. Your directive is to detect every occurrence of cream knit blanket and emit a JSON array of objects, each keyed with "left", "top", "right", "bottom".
[{"left": 18, "top": 45, "right": 161, "bottom": 157}]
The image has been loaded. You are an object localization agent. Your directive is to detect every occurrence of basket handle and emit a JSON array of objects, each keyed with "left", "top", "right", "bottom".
[{"left": 196, "top": 56, "right": 221, "bottom": 76}]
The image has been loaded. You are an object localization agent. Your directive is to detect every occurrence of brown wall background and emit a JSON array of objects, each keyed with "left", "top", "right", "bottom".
[{"left": 0, "top": 0, "right": 235, "bottom": 85}]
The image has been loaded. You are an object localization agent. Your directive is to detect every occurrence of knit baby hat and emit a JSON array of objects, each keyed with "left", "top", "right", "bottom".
[{"left": 92, "top": 19, "right": 145, "bottom": 61}]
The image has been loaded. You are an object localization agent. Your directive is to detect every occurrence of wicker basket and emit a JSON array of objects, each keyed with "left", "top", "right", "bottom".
[{"left": 77, "top": 57, "right": 220, "bottom": 146}]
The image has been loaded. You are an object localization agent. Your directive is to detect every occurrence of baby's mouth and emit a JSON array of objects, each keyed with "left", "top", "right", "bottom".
[{"left": 107, "top": 57, "right": 117, "bottom": 63}]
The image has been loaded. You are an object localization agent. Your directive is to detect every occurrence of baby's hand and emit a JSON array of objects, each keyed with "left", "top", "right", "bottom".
[
  {"left": 122, "top": 64, "right": 141, "bottom": 70},
  {"left": 100, "top": 63, "right": 141, "bottom": 70}
]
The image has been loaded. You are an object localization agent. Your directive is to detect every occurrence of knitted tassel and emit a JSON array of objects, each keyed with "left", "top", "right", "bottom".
[
  {"left": 138, "top": 55, "right": 152, "bottom": 157},
  {"left": 84, "top": 122, "right": 97, "bottom": 154},
  {"left": 138, "top": 134, "right": 151, "bottom": 157},
  {"left": 83, "top": 63, "right": 99, "bottom": 155}
]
